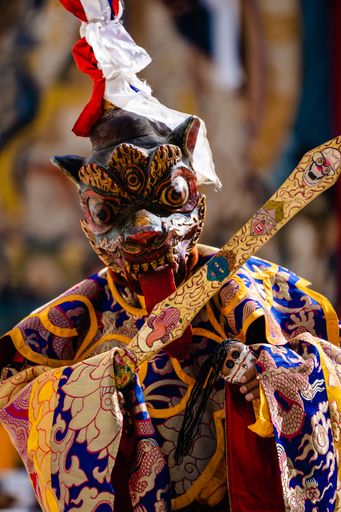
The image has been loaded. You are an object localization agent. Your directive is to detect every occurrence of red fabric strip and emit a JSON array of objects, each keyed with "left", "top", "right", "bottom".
[
  {"left": 71, "top": 38, "right": 105, "bottom": 136},
  {"left": 139, "top": 267, "right": 176, "bottom": 314},
  {"left": 111, "top": 430, "right": 134, "bottom": 512},
  {"left": 225, "top": 384, "right": 285, "bottom": 512},
  {"left": 59, "top": 0, "right": 87, "bottom": 21},
  {"left": 112, "top": 0, "right": 119, "bottom": 16},
  {"left": 60, "top": 0, "right": 120, "bottom": 21}
]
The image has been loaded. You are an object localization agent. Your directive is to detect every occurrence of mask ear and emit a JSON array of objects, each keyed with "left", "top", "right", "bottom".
[
  {"left": 50, "top": 155, "right": 86, "bottom": 186},
  {"left": 171, "top": 116, "right": 201, "bottom": 159}
]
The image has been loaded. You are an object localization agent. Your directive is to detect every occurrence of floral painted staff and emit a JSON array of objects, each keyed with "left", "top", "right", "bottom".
[
  {"left": 56, "top": 1, "right": 341, "bottom": 384},
  {"left": 123, "top": 138, "right": 341, "bottom": 376}
]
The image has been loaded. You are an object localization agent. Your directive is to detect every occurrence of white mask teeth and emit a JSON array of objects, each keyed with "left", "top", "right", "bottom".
[{"left": 123, "top": 260, "right": 131, "bottom": 273}]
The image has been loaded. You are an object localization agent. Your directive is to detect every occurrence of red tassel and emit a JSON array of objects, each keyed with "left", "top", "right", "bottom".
[
  {"left": 112, "top": 0, "right": 120, "bottom": 16},
  {"left": 60, "top": 0, "right": 120, "bottom": 21},
  {"left": 71, "top": 38, "right": 106, "bottom": 136},
  {"left": 59, "top": 1, "right": 122, "bottom": 135}
]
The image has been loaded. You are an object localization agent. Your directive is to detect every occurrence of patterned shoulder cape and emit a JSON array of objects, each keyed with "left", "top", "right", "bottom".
[{"left": 0, "top": 249, "right": 340, "bottom": 511}]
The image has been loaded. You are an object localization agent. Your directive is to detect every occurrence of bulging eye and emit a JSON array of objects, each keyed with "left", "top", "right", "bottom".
[
  {"left": 88, "top": 197, "right": 115, "bottom": 225},
  {"left": 160, "top": 176, "right": 189, "bottom": 208},
  {"left": 125, "top": 165, "right": 146, "bottom": 194}
]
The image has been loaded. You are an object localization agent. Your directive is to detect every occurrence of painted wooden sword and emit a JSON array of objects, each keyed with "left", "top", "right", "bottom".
[{"left": 123, "top": 136, "right": 341, "bottom": 370}]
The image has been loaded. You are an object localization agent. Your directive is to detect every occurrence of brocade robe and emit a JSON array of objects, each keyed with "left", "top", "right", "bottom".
[{"left": 0, "top": 245, "right": 340, "bottom": 511}]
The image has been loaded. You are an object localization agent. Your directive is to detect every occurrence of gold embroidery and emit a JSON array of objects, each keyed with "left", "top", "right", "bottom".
[{"left": 107, "top": 270, "right": 147, "bottom": 316}]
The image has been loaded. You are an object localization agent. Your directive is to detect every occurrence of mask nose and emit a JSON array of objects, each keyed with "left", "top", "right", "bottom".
[
  {"left": 122, "top": 210, "right": 165, "bottom": 248},
  {"left": 128, "top": 230, "right": 161, "bottom": 244}
]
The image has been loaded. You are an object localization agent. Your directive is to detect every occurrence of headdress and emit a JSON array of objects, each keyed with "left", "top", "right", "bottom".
[{"left": 59, "top": 0, "right": 221, "bottom": 187}]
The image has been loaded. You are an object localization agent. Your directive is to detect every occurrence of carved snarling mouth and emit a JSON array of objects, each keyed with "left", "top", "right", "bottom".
[
  {"left": 97, "top": 239, "right": 191, "bottom": 281},
  {"left": 80, "top": 195, "right": 206, "bottom": 287},
  {"left": 123, "top": 250, "right": 181, "bottom": 279},
  {"left": 119, "top": 232, "right": 173, "bottom": 258},
  {"left": 81, "top": 218, "right": 195, "bottom": 278}
]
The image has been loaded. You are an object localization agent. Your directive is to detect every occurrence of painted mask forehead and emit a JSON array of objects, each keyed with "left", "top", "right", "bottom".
[
  {"left": 52, "top": 110, "right": 200, "bottom": 187},
  {"left": 89, "top": 108, "right": 172, "bottom": 151}
]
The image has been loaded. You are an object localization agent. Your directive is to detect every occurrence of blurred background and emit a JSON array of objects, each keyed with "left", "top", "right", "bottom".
[{"left": 0, "top": 0, "right": 341, "bottom": 508}]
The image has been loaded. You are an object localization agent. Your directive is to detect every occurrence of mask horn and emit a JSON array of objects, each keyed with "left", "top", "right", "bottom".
[
  {"left": 50, "top": 155, "right": 86, "bottom": 186},
  {"left": 171, "top": 116, "right": 201, "bottom": 160},
  {"left": 183, "top": 116, "right": 201, "bottom": 157}
]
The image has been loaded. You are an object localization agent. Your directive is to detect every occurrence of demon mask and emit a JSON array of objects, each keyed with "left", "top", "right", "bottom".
[{"left": 52, "top": 108, "right": 206, "bottom": 295}]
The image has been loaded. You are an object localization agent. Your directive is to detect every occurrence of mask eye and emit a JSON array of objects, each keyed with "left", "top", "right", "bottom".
[
  {"left": 124, "top": 165, "right": 146, "bottom": 194},
  {"left": 88, "top": 197, "right": 115, "bottom": 225},
  {"left": 231, "top": 350, "right": 240, "bottom": 360},
  {"left": 160, "top": 176, "right": 189, "bottom": 209}
]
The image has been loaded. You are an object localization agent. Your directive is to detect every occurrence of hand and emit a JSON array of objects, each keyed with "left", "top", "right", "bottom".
[{"left": 239, "top": 365, "right": 260, "bottom": 401}]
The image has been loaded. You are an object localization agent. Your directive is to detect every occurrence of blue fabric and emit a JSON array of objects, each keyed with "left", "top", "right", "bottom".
[{"left": 254, "top": 339, "right": 338, "bottom": 511}]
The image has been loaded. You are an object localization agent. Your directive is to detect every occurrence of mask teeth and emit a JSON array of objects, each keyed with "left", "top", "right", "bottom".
[
  {"left": 150, "top": 260, "right": 158, "bottom": 270},
  {"left": 165, "top": 249, "right": 179, "bottom": 272},
  {"left": 123, "top": 261, "right": 132, "bottom": 273},
  {"left": 121, "top": 254, "right": 171, "bottom": 277},
  {"left": 124, "top": 256, "right": 169, "bottom": 275}
]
